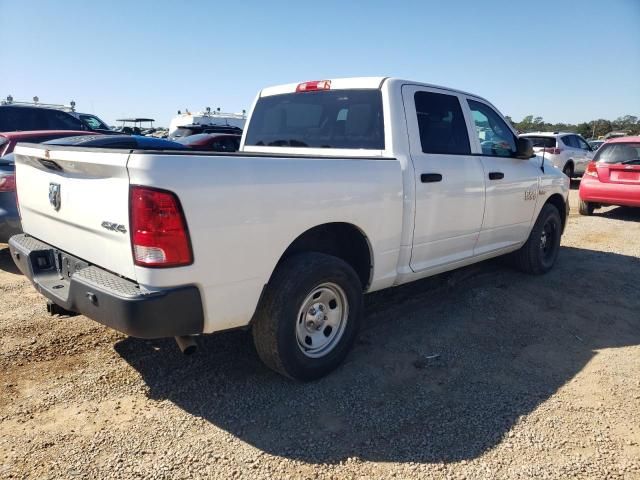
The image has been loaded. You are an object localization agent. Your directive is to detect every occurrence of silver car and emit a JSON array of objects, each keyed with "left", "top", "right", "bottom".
[{"left": 519, "top": 132, "right": 594, "bottom": 178}]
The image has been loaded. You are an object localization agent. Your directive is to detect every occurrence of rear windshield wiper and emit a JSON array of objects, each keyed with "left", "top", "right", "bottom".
[{"left": 621, "top": 159, "right": 640, "bottom": 165}]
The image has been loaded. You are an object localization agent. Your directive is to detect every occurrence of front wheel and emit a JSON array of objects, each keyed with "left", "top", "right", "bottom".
[
  {"left": 512, "top": 203, "right": 562, "bottom": 275},
  {"left": 252, "top": 252, "right": 363, "bottom": 381}
]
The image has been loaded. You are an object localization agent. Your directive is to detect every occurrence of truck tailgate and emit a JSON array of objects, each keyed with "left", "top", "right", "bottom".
[{"left": 13, "top": 145, "right": 136, "bottom": 281}]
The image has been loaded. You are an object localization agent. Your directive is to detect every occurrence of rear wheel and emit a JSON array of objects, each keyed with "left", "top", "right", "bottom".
[
  {"left": 579, "top": 199, "right": 595, "bottom": 216},
  {"left": 563, "top": 162, "right": 574, "bottom": 178},
  {"left": 512, "top": 203, "right": 562, "bottom": 275},
  {"left": 252, "top": 252, "right": 363, "bottom": 381}
]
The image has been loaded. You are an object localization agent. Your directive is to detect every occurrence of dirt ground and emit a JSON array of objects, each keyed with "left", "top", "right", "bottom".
[{"left": 1, "top": 187, "right": 639, "bottom": 480}]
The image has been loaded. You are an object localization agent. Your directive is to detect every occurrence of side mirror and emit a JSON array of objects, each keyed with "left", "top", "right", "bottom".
[{"left": 515, "top": 137, "right": 534, "bottom": 159}]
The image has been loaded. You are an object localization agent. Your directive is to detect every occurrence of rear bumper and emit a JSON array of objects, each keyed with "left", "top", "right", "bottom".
[
  {"left": 579, "top": 179, "right": 640, "bottom": 207},
  {"left": 8, "top": 234, "right": 204, "bottom": 338}
]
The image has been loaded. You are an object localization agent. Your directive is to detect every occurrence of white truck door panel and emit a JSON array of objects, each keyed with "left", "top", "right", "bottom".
[
  {"left": 401, "top": 85, "right": 485, "bottom": 272},
  {"left": 464, "top": 98, "right": 539, "bottom": 255}
]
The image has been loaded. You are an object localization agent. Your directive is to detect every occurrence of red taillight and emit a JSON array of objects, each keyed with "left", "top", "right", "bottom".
[
  {"left": 542, "top": 147, "right": 562, "bottom": 155},
  {"left": 584, "top": 161, "right": 598, "bottom": 178},
  {"left": 129, "top": 186, "right": 193, "bottom": 267},
  {"left": 296, "top": 80, "right": 331, "bottom": 93},
  {"left": 0, "top": 172, "right": 16, "bottom": 192}
]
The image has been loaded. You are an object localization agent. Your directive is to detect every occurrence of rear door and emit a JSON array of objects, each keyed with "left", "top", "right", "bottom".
[
  {"left": 13, "top": 145, "right": 136, "bottom": 280},
  {"left": 464, "top": 97, "right": 540, "bottom": 255},
  {"left": 561, "top": 135, "right": 584, "bottom": 171},
  {"left": 401, "top": 85, "right": 485, "bottom": 272}
]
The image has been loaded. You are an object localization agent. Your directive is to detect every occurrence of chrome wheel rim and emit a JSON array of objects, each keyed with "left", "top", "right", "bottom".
[{"left": 296, "top": 282, "right": 348, "bottom": 358}]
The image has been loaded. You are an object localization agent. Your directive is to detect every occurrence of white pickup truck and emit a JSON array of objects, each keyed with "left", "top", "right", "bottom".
[{"left": 9, "top": 77, "right": 569, "bottom": 380}]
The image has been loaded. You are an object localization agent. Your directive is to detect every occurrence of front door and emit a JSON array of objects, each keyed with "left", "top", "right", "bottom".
[
  {"left": 464, "top": 98, "right": 540, "bottom": 255},
  {"left": 401, "top": 85, "right": 485, "bottom": 272}
]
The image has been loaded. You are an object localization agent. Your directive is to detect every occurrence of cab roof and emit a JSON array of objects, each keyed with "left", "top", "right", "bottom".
[{"left": 259, "top": 76, "right": 484, "bottom": 101}]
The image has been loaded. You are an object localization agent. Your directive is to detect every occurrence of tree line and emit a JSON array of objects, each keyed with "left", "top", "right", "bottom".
[{"left": 504, "top": 115, "right": 640, "bottom": 139}]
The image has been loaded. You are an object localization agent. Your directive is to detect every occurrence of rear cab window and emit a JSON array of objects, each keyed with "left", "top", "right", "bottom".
[{"left": 244, "top": 89, "right": 385, "bottom": 152}]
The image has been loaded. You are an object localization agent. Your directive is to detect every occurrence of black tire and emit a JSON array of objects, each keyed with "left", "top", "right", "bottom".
[
  {"left": 512, "top": 203, "right": 562, "bottom": 275},
  {"left": 252, "top": 252, "right": 363, "bottom": 381},
  {"left": 563, "top": 162, "right": 574, "bottom": 178},
  {"left": 579, "top": 199, "right": 594, "bottom": 216}
]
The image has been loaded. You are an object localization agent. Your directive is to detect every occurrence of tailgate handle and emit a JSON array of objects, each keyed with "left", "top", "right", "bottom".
[
  {"left": 421, "top": 173, "right": 443, "bottom": 183},
  {"left": 38, "top": 159, "right": 63, "bottom": 171}
]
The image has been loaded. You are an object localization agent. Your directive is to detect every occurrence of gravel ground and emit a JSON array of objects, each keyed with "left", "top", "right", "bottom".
[{"left": 1, "top": 187, "right": 639, "bottom": 479}]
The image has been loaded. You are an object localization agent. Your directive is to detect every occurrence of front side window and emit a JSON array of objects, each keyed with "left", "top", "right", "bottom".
[
  {"left": 414, "top": 91, "right": 470, "bottom": 155},
  {"left": 467, "top": 100, "right": 516, "bottom": 157},
  {"left": 244, "top": 89, "right": 384, "bottom": 149},
  {"left": 80, "top": 114, "right": 109, "bottom": 130},
  {"left": 576, "top": 136, "right": 590, "bottom": 150}
]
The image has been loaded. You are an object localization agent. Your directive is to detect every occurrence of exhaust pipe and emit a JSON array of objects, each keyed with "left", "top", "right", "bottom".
[{"left": 175, "top": 335, "right": 197, "bottom": 355}]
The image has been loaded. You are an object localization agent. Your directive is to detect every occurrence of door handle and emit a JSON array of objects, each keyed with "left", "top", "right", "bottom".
[
  {"left": 488, "top": 172, "right": 504, "bottom": 180},
  {"left": 421, "top": 173, "right": 443, "bottom": 183}
]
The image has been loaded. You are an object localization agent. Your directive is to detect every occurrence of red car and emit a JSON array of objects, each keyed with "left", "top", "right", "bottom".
[
  {"left": 175, "top": 133, "right": 241, "bottom": 152},
  {"left": 0, "top": 130, "right": 97, "bottom": 157},
  {"left": 579, "top": 136, "right": 640, "bottom": 215}
]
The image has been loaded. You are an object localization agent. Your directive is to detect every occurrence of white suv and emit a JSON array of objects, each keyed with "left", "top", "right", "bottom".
[{"left": 519, "top": 132, "right": 594, "bottom": 178}]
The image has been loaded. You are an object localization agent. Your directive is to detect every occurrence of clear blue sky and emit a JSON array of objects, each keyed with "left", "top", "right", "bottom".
[{"left": 1, "top": 0, "right": 638, "bottom": 127}]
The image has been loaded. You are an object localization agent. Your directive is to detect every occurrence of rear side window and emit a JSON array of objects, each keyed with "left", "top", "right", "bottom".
[
  {"left": 43, "top": 110, "right": 85, "bottom": 130},
  {"left": 244, "top": 89, "right": 384, "bottom": 149},
  {"left": 522, "top": 136, "right": 556, "bottom": 148},
  {"left": 414, "top": 91, "right": 470, "bottom": 155},
  {"left": 0, "top": 107, "right": 41, "bottom": 131}
]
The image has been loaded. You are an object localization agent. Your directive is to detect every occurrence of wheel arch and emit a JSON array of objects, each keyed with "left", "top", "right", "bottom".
[
  {"left": 544, "top": 193, "right": 567, "bottom": 232},
  {"left": 271, "top": 222, "right": 374, "bottom": 291},
  {"left": 563, "top": 159, "right": 574, "bottom": 172}
]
